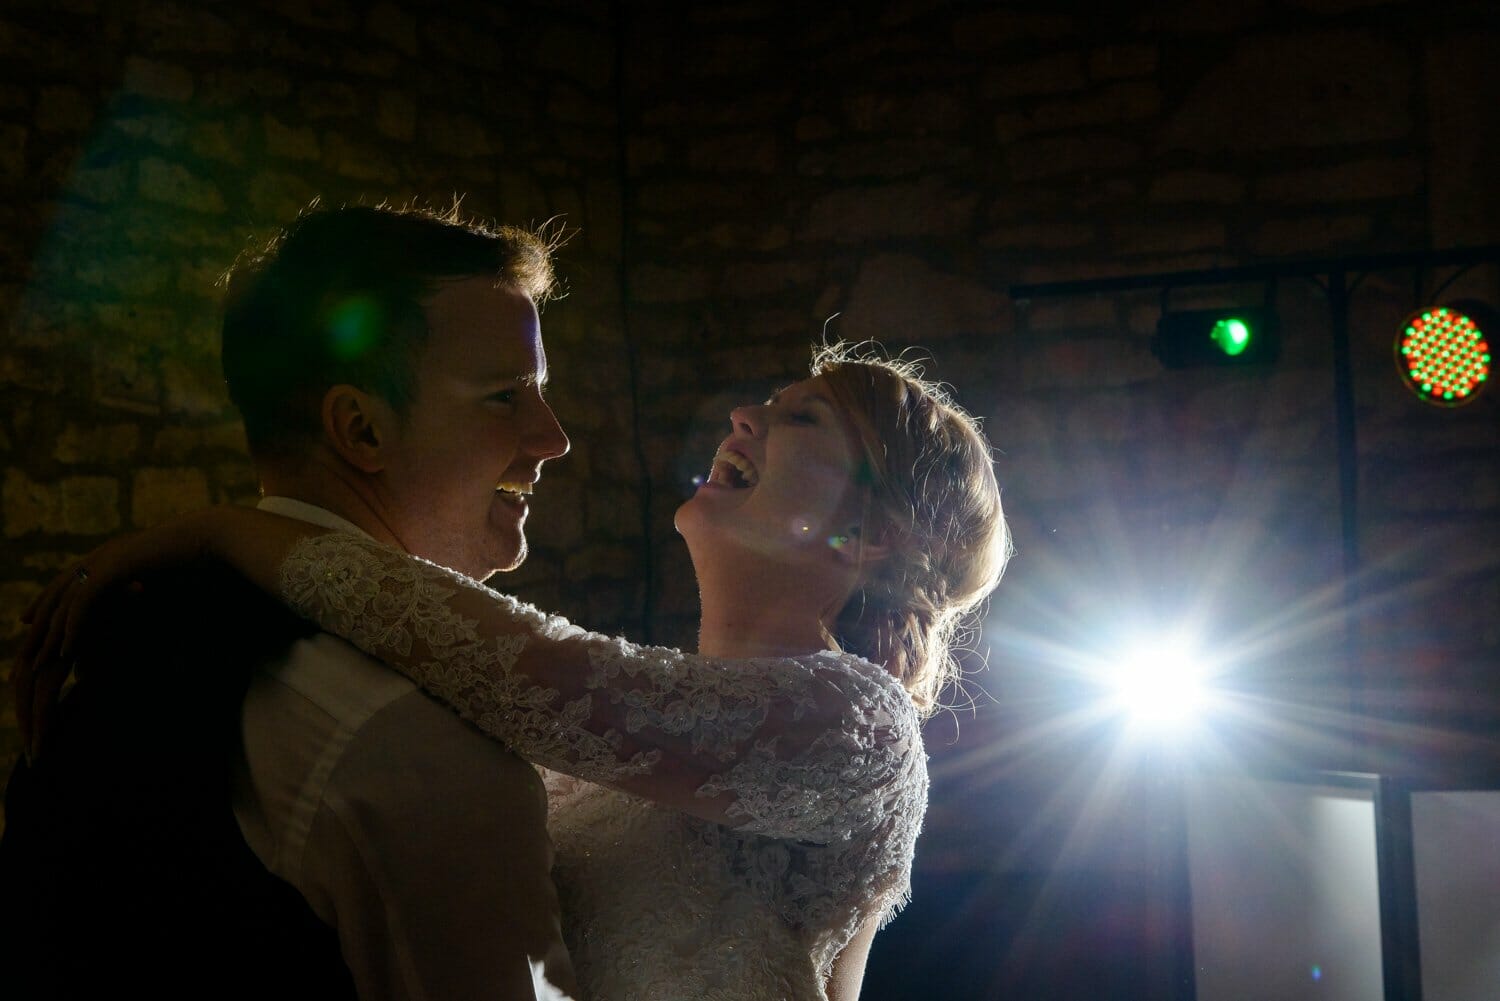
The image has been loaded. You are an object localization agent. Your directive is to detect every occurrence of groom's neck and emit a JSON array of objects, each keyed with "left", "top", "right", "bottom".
[{"left": 257, "top": 456, "right": 409, "bottom": 553}]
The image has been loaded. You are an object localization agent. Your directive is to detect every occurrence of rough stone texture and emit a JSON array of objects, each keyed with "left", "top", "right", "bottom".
[{"left": 129, "top": 467, "right": 212, "bottom": 527}]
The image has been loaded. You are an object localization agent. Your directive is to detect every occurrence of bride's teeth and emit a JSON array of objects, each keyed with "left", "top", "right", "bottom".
[
  {"left": 711, "top": 449, "right": 758, "bottom": 487},
  {"left": 497, "top": 481, "right": 533, "bottom": 495}
]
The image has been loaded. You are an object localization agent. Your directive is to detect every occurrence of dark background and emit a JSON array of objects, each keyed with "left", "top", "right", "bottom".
[{"left": 2, "top": 1, "right": 1497, "bottom": 997}]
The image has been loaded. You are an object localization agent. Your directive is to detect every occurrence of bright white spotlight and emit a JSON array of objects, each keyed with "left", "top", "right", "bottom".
[{"left": 1109, "top": 636, "right": 1209, "bottom": 731}]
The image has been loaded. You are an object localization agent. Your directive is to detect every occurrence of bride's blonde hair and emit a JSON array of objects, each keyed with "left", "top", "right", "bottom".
[{"left": 814, "top": 342, "right": 1011, "bottom": 715}]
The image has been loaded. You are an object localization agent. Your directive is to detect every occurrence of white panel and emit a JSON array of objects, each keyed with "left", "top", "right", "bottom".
[
  {"left": 1411, "top": 791, "right": 1500, "bottom": 1001},
  {"left": 1185, "top": 776, "right": 1386, "bottom": 1001}
]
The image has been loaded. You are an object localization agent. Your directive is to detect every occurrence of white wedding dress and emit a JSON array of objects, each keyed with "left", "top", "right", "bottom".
[{"left": 279, "top": 534, "right": 928, "bottom": 1001}]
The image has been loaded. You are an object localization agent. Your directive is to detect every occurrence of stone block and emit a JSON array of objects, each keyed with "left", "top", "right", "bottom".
[
  {"left": 91, "top": 345, "right": 161, "bottom": 414},
  {"left": 1112, "top": 220, "right": 1226, "bottom": 256},
  {"left": 720, "top": 260, "right": 818, "bottom": 299},
  {"left": 111, "top": 110, "right": 187, "bottom": 147},
  {"left": 536, "top": 22, "right": 615, "bottom": 91},
  {"left": 131, "top": 467, "right": 211, "bottom": 527},
  {"left": 1251, "top": 215, "right": 1372, "bottom": 256},
  {"left": 366, "top": 2, "right": 419, "bottom": 55},
  {"left": 687, "top": 133, "right": 778, "bottom": 173},
  {"left": 0, "top": 123, "right": 25, "bottom": 180},
  {"left": 1160, "top": 31, "right": 1411, "bottom": 152},
  {"left": 189, "top": 118, "right": 249, "bottom": 166},
  {"left": 136, "top": 2, "right": 236, "bottom": 53},
  {"left": 161, "top": 358, "right": 230, "bottom": 419},
  {"left": 200, "top": 67, "right": 291, "bottom": 102},
  {"left": 1022, "top": 297, "right": 1120, "bottom": 334},
  {"left": 981, "top": 52, "right": 1086, "bottom": 99},
  {"left": 1090, "top": 44, "right": 1158, "bottom": 80},
  {"left": 841, "top": 253, "right": 1007, "bottom": 343},
  {"left": 70, "top": 160, "right": 132, "bottom": 203},
  {"left": 122, "top": 56, "right": 194, "bottom": 102},
  {"left": 804, "top": 176, "right": 978, "bottom": 241},
  {"left": 1019, "top": 337, "right": 1159, "bottom": 390},
  {"left": 629, "top": 263, "right": 712, "bottom": 303},
  {"left": 151, "top": 422, "right": 247, "bottom": 462},
  {"left": 263, "top": 114, "right": 321, "bottom": 161},
  {"left": 953, "top": 11, "right": 1076, "bottom": 51},
  {"left": 54, "top": 423, "right": 141, "bottom": 464},
  {"left": 375, "top": 91, "right": 415, "bottom": 141},
  {"left": 563, "top": 543, "right": 642, "bottom": 582},
  {"left": 422, "top": 111, "right": 498, "bottom": 158},
  {"left": 3, "top": 470, "right": 120, "bottom": 537},
  {"left": 247, "top": 171, "right": 321, "bottom": 221},
  {"left": 1028, "top": 82, "right": 1161, "bottom": 133},
  {"left": 0, "top": 581, "right": 44, "bottom": 642},
  {"left": 1148, "top": 170, "right": 1246, "bottom": 204},
  {"left": 1006, "top": 134, "right": 1141, "bottom": 182},
  {"left": 322, "top": 133, "right": 399, "bottom": 183},
  {"left": 299, "top": 82, "right": 360, "bottom": 120},
  {"left": 37, "top": 86, "right": 94, "bottom": 132},
  {"left": 981, "top": 222, "right": 1096, "bottom": 250},
  {"left": 1257, "top": 157, "right": 1423, "bottom": 203},
  {"left": 138, "top": 157, "right": 225, "bottom": 213}
]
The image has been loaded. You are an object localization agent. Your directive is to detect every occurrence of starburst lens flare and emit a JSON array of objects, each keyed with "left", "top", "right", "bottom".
[
  {"left": 1396, "top": 305, "right": 1491, "bottom": 406},
  {"left": 1109, "top": 638, "right": 1208, "bottom": 730}
]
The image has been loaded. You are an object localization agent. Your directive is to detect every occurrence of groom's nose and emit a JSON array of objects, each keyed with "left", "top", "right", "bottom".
[{"left": 526, "top": 398, "right": 570, "bottom": 461}]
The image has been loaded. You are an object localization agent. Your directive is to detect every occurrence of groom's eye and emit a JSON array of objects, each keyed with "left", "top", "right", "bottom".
[{"left": 487, "top": 389, "right": 517, "bottom": 405}]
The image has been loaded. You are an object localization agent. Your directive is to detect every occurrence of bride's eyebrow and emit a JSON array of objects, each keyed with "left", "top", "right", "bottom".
[{"left": 764, "top": 387, "right": 833, "bottom": 408}]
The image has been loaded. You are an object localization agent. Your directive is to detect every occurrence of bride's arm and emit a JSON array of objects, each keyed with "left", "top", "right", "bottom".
[
  {"left": 20, "top": 509, "right": 919, "bottom": 840},
  {"left": 276, "top": 531, "right": 919, "bottom": 840}
]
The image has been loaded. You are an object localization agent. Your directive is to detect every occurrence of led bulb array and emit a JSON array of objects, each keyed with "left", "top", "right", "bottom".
[{"left": 1396, "top": 307, "right": 1491, "bottom": 406}]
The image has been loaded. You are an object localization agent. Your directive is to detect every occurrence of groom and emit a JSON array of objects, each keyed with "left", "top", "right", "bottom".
[{"left": 2, "top": 205, "right": 577, "bottom": 999}]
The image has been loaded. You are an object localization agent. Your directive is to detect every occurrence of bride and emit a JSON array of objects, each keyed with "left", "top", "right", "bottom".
[{"left": 19, "top": 343, "right": 1009, "bottom": 1001}]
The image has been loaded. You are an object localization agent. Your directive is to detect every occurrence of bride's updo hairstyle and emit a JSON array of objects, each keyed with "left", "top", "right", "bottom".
[{"left": 813, "top": 342, "right": 1011, "bottom": 715}]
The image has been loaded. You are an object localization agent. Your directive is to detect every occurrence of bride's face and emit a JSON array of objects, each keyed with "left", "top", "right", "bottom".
[{"left": 675, "top": 375, "right": 867, "bottom": 571}]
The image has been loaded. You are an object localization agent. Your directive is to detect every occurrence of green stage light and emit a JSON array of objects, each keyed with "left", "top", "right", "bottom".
[
  {"left": 1395, "top": 302, "right": 1492, "bottom": 407},
  {"left": 1152, "top": 307, "right": 1280, "bottom": 369}
]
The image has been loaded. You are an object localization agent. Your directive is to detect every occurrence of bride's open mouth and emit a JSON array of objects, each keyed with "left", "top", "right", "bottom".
[{"left": 707, "top": 448, "right": 758, "bottom": 490}]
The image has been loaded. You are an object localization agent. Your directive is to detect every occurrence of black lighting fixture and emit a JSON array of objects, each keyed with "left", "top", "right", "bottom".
[{"left": 1152, "top": 305, "right": 1281, "bottom": 369}]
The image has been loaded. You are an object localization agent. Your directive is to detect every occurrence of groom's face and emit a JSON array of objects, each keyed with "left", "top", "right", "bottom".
[{"left": 373, "top": 276, "right": 569, "bottom": 578}]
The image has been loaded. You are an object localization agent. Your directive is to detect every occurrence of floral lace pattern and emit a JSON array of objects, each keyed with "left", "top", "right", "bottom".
[{"left": 279, "top": 533, "right": 928, "bottom": 998}]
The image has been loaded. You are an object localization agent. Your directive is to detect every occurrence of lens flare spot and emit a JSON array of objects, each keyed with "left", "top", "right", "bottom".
[{"left": 327, "top": 296, "right": 384, "bottom": 360}]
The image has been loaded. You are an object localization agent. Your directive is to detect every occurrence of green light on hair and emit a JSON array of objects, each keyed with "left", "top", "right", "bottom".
[
  {"left": 327, "top": 296, "right": 384, "bottom": 360},
  {"left": 1210, "top": 317, "right": 1252, "bottom": 357}
]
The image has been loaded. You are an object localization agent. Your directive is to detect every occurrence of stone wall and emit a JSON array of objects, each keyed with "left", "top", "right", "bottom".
[
  {"left": 0, "top": 0, "right": 633, "bottom": 768},
  {"left": 2, "top": 0, "right": 1497, "bottom": 882}
]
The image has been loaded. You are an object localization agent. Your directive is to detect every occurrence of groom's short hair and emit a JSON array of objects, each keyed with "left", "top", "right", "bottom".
[{"left": 221, "top": 203, "right": 561, "bottom": 461}]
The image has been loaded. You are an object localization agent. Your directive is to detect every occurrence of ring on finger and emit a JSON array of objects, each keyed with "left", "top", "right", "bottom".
[{"left": 72, "top": 566, "right": 89, "bottom": 584}]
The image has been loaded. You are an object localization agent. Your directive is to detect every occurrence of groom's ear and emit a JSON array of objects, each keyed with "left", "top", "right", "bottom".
[{"left": 321, "top": 385, "right": 387, "bottom": 474}]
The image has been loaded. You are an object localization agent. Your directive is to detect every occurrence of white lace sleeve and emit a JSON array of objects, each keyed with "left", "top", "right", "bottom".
[{"left": 278, "top": 533, "right": 922, "bottom": 841}]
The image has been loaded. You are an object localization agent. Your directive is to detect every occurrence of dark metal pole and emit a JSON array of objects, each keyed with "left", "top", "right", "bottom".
[
  {"left": 1328, "top": 270, "right": 1362, "bottom": 771},
  {"left": 1374, "top": 778, "right": 1424, "bottom": 1001}
]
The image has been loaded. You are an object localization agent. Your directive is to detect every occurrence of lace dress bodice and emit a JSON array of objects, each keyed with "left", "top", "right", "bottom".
[{"left": 278, "top": 534, "right": 928, "bottom": 1000}]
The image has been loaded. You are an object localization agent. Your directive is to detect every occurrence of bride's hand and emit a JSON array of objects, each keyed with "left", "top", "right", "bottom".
[{"left": 12, "top": 509, "right": 222, "bottom": 760}]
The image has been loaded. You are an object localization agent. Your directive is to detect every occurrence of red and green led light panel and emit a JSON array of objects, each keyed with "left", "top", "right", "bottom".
[{"left": 1396, "top": 306, "right": 1491, "bottom": 406}]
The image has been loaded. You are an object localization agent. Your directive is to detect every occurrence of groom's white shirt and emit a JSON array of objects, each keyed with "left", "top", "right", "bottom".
[{"left": 232, "top": 496, "right": 574, "bottom": 1001}]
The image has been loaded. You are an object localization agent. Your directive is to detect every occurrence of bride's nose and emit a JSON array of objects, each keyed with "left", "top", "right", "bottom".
[{"left": 729, "top": 404, "right": 765, "bottom": 439}]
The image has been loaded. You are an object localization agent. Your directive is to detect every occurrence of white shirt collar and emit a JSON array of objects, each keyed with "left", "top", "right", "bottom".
[{"left": 256, "top": 496, "right": 377, "bottom": 540}]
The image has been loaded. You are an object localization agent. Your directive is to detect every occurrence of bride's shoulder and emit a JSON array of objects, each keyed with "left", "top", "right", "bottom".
[{"left": 800, "top": 649, "right": 918, "bottom": 708}]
